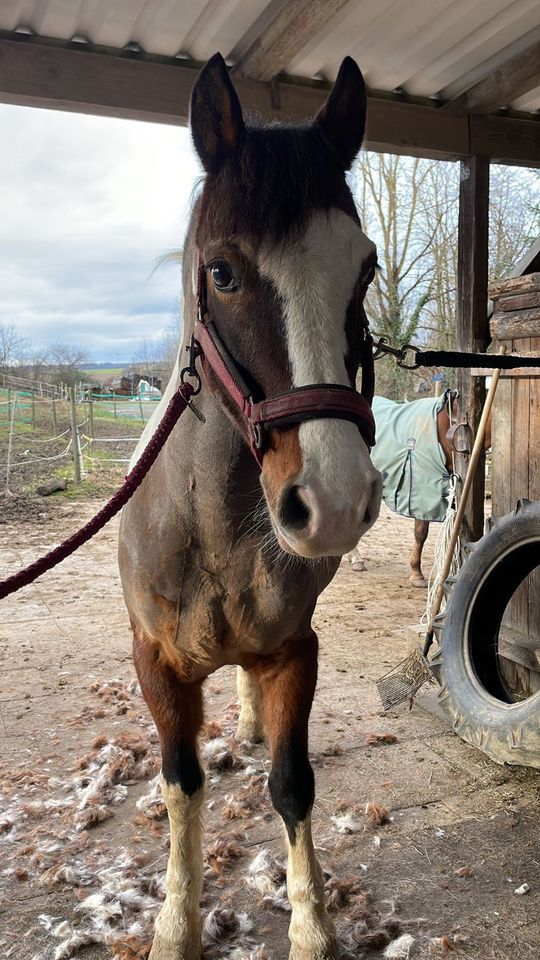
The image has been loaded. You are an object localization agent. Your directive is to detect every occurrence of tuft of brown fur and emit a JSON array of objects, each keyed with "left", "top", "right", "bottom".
[
  {"left": 205, "top": 837, "right": 245, "bottom": 878},
  {"left": 110, "top": 933, "right": 152, "bottom": 959},
  {"left": 325, "top": 874, "right": 368, "bottom": 912},
  {"left": 365, "top": 801, "right": 391, "bottom": 827}
]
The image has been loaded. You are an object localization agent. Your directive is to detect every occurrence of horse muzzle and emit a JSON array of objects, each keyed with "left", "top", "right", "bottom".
[{"left": 273, "top": 471, "right": 382, "bottom": 558}]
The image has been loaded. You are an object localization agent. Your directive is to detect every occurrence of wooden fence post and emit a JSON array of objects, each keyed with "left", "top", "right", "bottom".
[
  {"left": 51, "top": 394, "right": 58, "bottom": 432},
  {"left": 456, "top": 155, "right": 490, "bottom": 544},
  {"left": 5, "top": 387, "right": 16, "bottom": 494},
  {"left": 69, "top": 387, "right": 82, "bottom": 482},
  {"left": 88, "top": 392, "right": 94, "bottom": 440}
]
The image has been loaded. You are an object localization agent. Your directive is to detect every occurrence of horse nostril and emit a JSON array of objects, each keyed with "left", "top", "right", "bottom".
[
  {"left": 280, "top": 485, "right": 311, "bottom": 532},
  {"left": 363, "top": 506, "right": 372, "bottom": 525}
]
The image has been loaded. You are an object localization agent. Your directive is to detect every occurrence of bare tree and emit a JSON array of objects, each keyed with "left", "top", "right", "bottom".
[
  {"left": 351, "top": 154, "right": 540, "bottom": 398},
  {"left": 351, "top": 153, "right": 447, "bottom": 398},
  {"left": 45, "top": 343, "right": 88, "bottom": 387},
  {"left": 0, "top": 324, "right": 29, "bottom": 374}
]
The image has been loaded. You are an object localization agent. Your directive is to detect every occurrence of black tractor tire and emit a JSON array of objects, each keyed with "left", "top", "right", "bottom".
[{"left": 430, "top": 499, "right": 540, "bottom": 768}]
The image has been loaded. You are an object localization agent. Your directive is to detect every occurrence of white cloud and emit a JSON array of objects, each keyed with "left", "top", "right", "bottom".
[{"left": 0, "top": 104, "right": 202, "bottom": 362}]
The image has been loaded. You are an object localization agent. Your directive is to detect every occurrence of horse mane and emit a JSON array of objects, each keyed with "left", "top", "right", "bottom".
[{"left": 197, "top": 121, "right": 356, "bottom": 243}]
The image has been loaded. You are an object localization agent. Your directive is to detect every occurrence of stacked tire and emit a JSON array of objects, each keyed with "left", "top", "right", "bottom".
[{"left": 431, "top": 499, "right": 540, "bottom": 768}]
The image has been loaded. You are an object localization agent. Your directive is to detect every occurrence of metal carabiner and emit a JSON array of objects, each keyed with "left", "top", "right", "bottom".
[
  {"left": 180, "top": 335, "right": 203, "bottom": 397},
  {"left": 397, "top": 344, "right": 421, "bottom": 369}
]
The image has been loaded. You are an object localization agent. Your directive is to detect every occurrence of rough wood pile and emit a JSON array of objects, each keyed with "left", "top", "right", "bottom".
[{"left": 490, "top": 272, "right": 540, "bottom": 340}]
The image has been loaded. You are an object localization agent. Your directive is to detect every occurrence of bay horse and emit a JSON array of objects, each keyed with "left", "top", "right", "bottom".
[{"left": 119, "top": 54, "right": 382, "bottom": 960}]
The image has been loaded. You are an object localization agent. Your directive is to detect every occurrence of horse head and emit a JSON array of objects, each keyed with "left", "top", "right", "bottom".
[{"left": 187, "top": 54, "right": 382, "bottom": 559}]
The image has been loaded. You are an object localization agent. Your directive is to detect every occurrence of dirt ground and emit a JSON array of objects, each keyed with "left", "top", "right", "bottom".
[{"left": 0, "top": 498, "right": 539, "bottom": 960}]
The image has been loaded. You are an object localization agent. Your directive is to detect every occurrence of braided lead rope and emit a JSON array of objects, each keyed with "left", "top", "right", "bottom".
[{"left": 0, "top": 383, "right": 194, "bottom": 601}]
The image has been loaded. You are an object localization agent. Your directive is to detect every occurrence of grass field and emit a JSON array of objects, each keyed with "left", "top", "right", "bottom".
[{"left": 81, "top": 367, "right": 124, "bottom": 380}]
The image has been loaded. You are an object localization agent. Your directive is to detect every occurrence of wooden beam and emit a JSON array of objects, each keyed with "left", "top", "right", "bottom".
[
  {"left": 232, "top": 0, "right": 351, "bottom": 82},
  {"left": 0, "top": 35, "right": 538, "bottom": 166},
  {"left": 455, "top": 156, "right": 490, "bottom": 545},
  {"left": 445, "top": 39, "right": 540, "bottom": 114},
  {"left": 470, "top": 114, "right": 540, "bottom": 168}
]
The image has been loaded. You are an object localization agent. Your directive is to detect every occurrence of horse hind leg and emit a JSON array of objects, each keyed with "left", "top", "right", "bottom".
[
  {"left": 134, "top": 632, "right": 204, "bottom": 960},
  {"left": 253, "top": 635, "right": 337, "bottom": 960},
  {"left": 236, "top": 666, "right": 264, "bottom": 743},
  {"left": 410, "top": 519, "right": 429, "bottom": 587}
]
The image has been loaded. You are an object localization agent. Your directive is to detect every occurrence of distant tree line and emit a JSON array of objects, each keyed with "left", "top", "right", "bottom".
[{"left": 0, "top": 326, "right": 88, "bottom": 388}]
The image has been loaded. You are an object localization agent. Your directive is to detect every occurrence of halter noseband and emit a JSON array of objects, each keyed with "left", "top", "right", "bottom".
[{"left": 182, "top": 256, "right": 376, "bottom": 467}]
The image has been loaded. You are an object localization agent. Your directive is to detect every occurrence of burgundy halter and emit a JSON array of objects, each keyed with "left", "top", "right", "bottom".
[{"left": 182, "top": 258, "right": 376, "bottom": 467}]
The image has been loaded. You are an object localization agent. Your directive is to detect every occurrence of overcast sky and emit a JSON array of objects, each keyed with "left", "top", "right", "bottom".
[{"left": 0, "top": 104, "right": 202, "bottom": 363}]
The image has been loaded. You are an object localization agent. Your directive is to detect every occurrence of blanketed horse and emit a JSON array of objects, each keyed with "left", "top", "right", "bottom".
[
  {"left": 119, "top": 54, "right": 382, "bottom": 960},
  {"left": 347, "top": 391, "right": 466, "bottom": 585}
]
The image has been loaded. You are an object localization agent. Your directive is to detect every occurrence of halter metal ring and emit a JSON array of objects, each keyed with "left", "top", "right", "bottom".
[
  {"left": 398, "top": 345, "right": 421, "bottom": 369},
  {"left": 180, "top": 366, "right": 202, "bottom": 396}
]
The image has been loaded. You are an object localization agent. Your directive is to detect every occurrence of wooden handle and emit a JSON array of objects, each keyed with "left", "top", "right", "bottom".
[{"left": 428, "top": 348, "right": 506, "bottom": 629}]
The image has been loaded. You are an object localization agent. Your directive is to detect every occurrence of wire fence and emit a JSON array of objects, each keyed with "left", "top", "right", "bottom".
[{"left": 0, "top": 387, "right": 160, "bottom": 494}]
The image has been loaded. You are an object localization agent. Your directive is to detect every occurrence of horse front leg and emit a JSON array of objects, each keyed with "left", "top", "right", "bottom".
[
  {"left": 253, "top": 634, "right": 337, "bottom": 960},
  {"left": 410, "top": 518, "right": 429, "bottom": 587},
  {"left": 236, "top": 666, "right": 264, "bottom": 742},
  {"left": 134, "top": 632, "right": 204, "bottom": 960}
]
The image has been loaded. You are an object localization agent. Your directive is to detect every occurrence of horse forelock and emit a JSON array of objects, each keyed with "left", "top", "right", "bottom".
[{"left": 195, "top": 122, "right": 357, "bottom": 247}]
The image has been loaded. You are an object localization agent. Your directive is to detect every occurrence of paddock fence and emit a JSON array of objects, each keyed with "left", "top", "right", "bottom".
[{"left": 0, "top": 387, "right": 159, "bottom": 495}]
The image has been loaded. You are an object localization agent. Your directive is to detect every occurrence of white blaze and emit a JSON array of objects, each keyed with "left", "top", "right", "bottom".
[{"left": 258, "top": 209, "right": 378, "bottom": 510}]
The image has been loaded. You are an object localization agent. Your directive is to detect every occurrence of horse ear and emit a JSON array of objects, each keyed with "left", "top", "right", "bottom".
[
  {"left": 315, "top": 57, "right": 367, "bottom": 169},
  {"left": 190, "top": 53, "right": 245, "bottom": 174}
]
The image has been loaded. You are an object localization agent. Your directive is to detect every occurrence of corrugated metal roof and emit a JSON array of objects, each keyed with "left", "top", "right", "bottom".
[{"left": 1, "top": 0, "right": 539, "bottom": 113}]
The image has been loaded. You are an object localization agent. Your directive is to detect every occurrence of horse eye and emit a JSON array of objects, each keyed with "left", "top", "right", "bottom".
[{"left": 210, "top": 262, "right": 237, "bottom": 291}]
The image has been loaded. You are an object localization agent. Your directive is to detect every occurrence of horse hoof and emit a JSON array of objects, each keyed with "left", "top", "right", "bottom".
[
  {"left": 351, "top": 560, "right": 367, "bottom": 572},
  {"left": 410, "top": 576, "right": 427, "bottom": 588}
]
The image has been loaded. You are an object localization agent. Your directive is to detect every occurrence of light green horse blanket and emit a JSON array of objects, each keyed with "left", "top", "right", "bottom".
[{"left": 371, "top": 395, "right": 450, "bottom": 522}]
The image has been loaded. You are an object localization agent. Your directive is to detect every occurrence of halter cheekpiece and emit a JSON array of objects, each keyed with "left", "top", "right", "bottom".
[{"left": 180, "top": 255, "right": 376, "bottom": 467}]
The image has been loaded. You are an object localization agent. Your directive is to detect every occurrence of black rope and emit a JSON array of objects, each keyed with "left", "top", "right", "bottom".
[{"left": 415, "top": 349, "right": 540, "bottom": 369}]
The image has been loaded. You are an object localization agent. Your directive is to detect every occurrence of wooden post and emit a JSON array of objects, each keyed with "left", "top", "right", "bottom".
[
  {"left": 51, "top": 394, "right": 58, "bottom": 432},
  {"left": 88, "top": 392, "right": 94, "bottom": 440},
  {"left": 5, "top": 387, "right": 16, "bottom": 494},
  {"left": 456, "top": 155, "right": 490, "bottom": 543},
  {"left": 69, "top": 387, "right": 82, "bottom": 482}
]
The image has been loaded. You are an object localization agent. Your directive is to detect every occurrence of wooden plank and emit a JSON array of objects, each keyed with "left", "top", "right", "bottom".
[
  {"left": 469, "top": 368, "right": 540, "bottom": 378},
  {"left": 528, "top": 335, "right": 540, "bottom": 644},
  {"left": 232, "top": 0, "right": 351, "bottom": 82},
  {"left": 498, "top": 629, "right": 540, "bottom": 671},
  {"left": 444, "top": 38, "right": 540, "bottom": 115},
  {"left": 0, "top": 35, "right": 539, "bottom": 165},
  {"left": 491, "top": 376, "right": 512, "bottom": 518},
  {"left": 489, "top": 273, "right": 540, "bottom": 298},
  {"left": 456, "top": 156, "right": 490, "bottom": 544},
  {"left": 491, "top": 308, "right": 540, "bottom": 341},
  {"left": 508, "top": 343, "right": 531, "bottom": 635},
  {"left": 470, "top": 114, "right": 540, "bottom": 169},
  {"left": 495, "top": 292, "right": 540, "bottom": 312}
]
